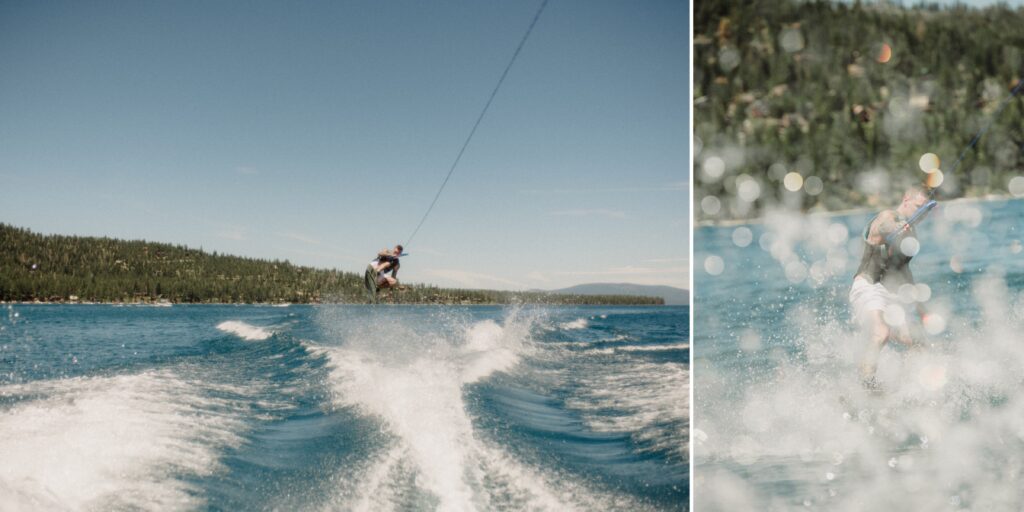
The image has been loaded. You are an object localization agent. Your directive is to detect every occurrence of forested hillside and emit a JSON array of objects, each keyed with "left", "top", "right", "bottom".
[
  {"left": 0, "top": 224, "right": 661, "bottom": 305},
  {"left": 695, "top": 0, "right": 1024, "bottom": 220}
]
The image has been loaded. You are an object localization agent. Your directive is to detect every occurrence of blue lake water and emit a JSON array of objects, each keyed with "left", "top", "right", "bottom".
[
  {"left": 0, "top": 304, "right": 687, "bottom": 511},
  {"left": 694, "top": 198, "right": 1024, "bottom": 510}
]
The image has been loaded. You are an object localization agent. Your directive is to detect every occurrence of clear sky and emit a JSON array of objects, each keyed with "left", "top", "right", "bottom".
[{"left": 0, "top": 0, "right": 687, "bottom": 291}]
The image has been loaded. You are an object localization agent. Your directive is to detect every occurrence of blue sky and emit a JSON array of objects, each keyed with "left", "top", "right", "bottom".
[{"left": 0, "top": 0, "right": 688, "bottom": 291}]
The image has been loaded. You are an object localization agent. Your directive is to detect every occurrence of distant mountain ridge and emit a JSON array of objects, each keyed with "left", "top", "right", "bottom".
[{"left": 549, "top": 283, "right": 689, "bottom": 305}]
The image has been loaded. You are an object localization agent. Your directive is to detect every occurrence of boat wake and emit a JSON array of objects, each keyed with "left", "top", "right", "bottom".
[
  {"left": 0, "top": 368, "right": 272, "bottom": 510},
  {"left": 309, "top": 308, "right": 671, "bottom": 511}
]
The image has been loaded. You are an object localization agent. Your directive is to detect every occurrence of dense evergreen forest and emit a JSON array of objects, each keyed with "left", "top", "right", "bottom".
[
  {"left": 0, "top": 224, "right": 662, "bottom": 305},
  {"left": 695, "top": 0, "right": 1024, "bottom": 220}
]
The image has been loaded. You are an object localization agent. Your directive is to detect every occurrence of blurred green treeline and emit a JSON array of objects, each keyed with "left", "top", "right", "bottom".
[{"left": 694, "top": 0, "right": 1024, "bottom": 220}]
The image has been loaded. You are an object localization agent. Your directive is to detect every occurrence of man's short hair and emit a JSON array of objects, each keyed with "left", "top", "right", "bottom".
[
  {"left": 904, "top": 185, "right": 927, "bottom": 199},
  {"left": 395, "top": 244, "right": 404, "bottom": 253}
]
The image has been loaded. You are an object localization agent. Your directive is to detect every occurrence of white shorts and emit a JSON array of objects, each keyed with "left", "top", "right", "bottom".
[{"left": 849, "top": 276, "right": 898, "bottom": 324}]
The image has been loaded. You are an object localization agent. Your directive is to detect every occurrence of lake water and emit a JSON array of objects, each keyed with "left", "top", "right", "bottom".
[
  {"left": 694, "top": 197, "right": 1024, "bottom": 510},
  {"left": 0, "top": 304, "right": 687, "bottom": 511}
]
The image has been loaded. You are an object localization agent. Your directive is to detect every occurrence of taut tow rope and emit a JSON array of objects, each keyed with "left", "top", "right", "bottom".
[{"left": 404, "top": 0, "right": 549, "bottom": 246}]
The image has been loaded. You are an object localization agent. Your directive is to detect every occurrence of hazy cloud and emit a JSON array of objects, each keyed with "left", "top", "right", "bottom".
[
  {"left": 533, "top": 265, "right": 688, "bottom": 289},
  {"left": 424, "top": 269, "right": 527, "bottom": 289},
  {"left": 643, "top": 257, "right": 689, "bottom": 263},
  {"left": 549, "top": 209, "right": 628, "bottom": 219},
  {"left": 522, "top": 184, "right": 687, "bottom": 195},
  {"left": 526, "top": 271, "right": 551, "bottom": 283},
  {"left": 553, "top": 265, "right": 688, "bottom": 276}
]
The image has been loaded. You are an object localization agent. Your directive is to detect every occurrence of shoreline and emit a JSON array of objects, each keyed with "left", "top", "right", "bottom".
[
  {"left": 695, "top": 193, "right": 1019, "bottom": 227},
  {"left": 0, "top": 301, "right": 684, "bottom": 307}
]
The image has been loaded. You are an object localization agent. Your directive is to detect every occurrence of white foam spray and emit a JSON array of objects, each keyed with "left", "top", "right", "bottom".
[
  {"left": 313, "top": 308, "right": 657, "bottom": 512},
  {"left": 697, "top": 204, "right": 1024, "bottom": 510},
  {"left": 0, "top": 369, "right": 256, "bottom": 510},
  {"left": 217, "top": 320, "right": 272, "bottom": 341}
]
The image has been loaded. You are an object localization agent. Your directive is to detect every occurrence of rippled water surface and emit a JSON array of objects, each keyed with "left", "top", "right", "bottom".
[{"left": 0, "top": 304, "right": 687, "bottom": 511}]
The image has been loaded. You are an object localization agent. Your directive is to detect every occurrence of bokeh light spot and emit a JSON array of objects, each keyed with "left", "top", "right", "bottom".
[
  {"left": 899, "top": 237, "right": 920, "bottom": 257},
  {"left": 918, "top": 153, "right": 940, "bottom": 173},
  {"left": 784, "top": 172, "right": 804, "bottom": 192},
  {"left": 1009, "top": 176, "right": 1024, "bottom": 197},
  {"left": 732, "top": 227, "right": 754, "bottom": 247},
  {"left": 705, "top": 255, "right": 725, "bottom": 276},
  {"left": 827, "top": 223, "right": 849, "bottom": 245},
  {"left": 701, "top": 195, "right": 722, "bottom": 215},
  {"left": 703, "top": 156, "right": 726, "bottom": 181},
  {"left": 914, "top": 283, "right": 931, "bottom": 302},
  {"left": 784, "top": 260, "right": 808, "bottom": 283},
  {"left": 718, "top": 47, "right": 741, "bottom": 72},
  {"left": 737, "top": 177, "right": 762, "bottom": 202},
  {"left": 923, "top": 313, "right": 946, "bottom": 335},
  {"left": 949, "top": 256, "right": 963, "bottom": 273},
  {"left": 779, "top": 28, "right": 805, "bottom": 53},
  {"left": 898, "top": 284, "right": 917, "bottom": 303},
  {"left": 804, "top": 176, "right": 824, "bottom": 196},
  {"left": 876, "top": 43, "right": 892, "bottom": 63}
]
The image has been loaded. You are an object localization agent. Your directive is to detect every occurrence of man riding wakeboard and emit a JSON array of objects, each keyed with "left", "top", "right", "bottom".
[
  {"left": 364, "top": 244, "right": 403, "bottom": 303},
  {"left": 849, "top": 186, "right": 935, "bottom": 391}
]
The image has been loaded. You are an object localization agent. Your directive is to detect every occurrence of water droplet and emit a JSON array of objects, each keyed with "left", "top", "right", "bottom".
[{"left": 704, "top": 255, "right": 725, "bottom": 276}]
